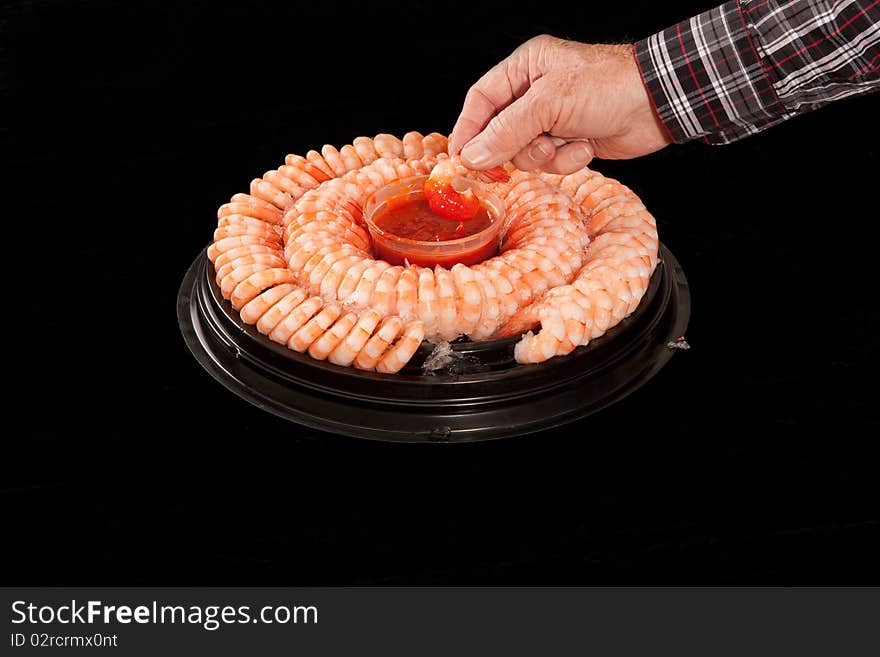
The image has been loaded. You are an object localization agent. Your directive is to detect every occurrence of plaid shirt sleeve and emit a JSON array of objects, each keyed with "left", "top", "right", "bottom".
[{"left": 634, "top": 0, "right": 880, "bottom": 144}]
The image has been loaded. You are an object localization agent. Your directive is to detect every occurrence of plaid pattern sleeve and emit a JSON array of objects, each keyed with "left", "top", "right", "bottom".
[{"left": 634, "top": 1, "right": 880, "bottom": 144}]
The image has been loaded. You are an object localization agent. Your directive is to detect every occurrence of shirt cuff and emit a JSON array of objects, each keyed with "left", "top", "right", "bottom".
[{"left": 634, "top": 1, "right": 787, "bottom": 144}]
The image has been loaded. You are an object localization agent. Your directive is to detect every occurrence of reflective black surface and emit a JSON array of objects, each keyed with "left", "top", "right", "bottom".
[
  {"left": 177, "top": 244, "right": 689, "bottom": 441},
  {"left": 6, "top": 0, "right": 879, "bottom": 584}
]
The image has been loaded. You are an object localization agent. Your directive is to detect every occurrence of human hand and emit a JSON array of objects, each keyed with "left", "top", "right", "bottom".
[{"left": 449, "top": 36, "right": 672, "bottom": 174}]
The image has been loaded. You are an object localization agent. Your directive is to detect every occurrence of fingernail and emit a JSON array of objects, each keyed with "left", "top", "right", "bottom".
[
  {"left": 529, "top": 141, "right": 552, "bottom": 162},
  {"left": 461, "top": 140, "right": 492, "bottom": 167},
  {"left": 571, "top": 143, "right": 592, "bottom": 163}
]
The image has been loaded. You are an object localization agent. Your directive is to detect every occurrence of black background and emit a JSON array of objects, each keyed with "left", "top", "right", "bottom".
[{"left": 5, "top": 0, "right": 879, "bottom": 584}]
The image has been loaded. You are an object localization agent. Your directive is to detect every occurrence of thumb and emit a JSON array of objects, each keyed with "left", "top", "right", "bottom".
[{"left": 459, "top": 82, "right": 552, "bottom": 170}]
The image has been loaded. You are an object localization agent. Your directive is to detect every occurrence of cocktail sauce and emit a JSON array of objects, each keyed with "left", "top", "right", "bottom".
[{"left": 371, "top": 198, "right": 498, "bottom": 267}]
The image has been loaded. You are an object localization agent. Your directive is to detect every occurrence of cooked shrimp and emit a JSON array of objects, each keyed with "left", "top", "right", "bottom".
[
  {"left": 284, "top": 218, "right": 370, "bottom": 253},
  {"left": 402, "top": 131, "right": 425, "bottom": 159},
  {"left": 263, "top": 170, "right": 305, "bottom": 199},
  {"left": 423, "top": 157, "right": 509, "bottom": 221},
  {"left": 371, "top": 266, "right": 403, "bottom": 316},
  {"left": 432, "top": 266, "right": 459, "bottom": 341},
  {"left": 376, "top": 321, "right": 426, "bottom": 373},
  {"left": 317, "top": 254, "right": 363, "bottom": 299},
  {"left": 213, "top": 244, "right": 283, "bottom": 271},
  {"left": 347, "top": 261, "right": 390, "bottom": 306},
  {"left": 328, "top": 309, "right": 383, "bottom": 366},
  {"left": 276, "top": 163, "right": 322, "bottom": 191},
  {"left": 230, "top": 268, "right": 297, "bottom": 310},
  {"left": 209, "top": 235, "right": 280, "bottom": 264},
  {"left": 285, "top": 238, "right": 339, "bottom": 271},
  {"left": 229, "top": 192, "right": 283, "bottom": 213},
  {"left": 268, "top": 296, "right": 323, "bottom": 345},
  {"left": 309, "top": 312, "right": 359, "bottom": 361},
  {"left": 239, "top": 283, "right": 299, "bottom": 325},
  {"left": 215, "top": 253, "right": 286, "bottom": 285},
  {"left": 305, "top": 150, "right": 336, "bottom": 181},
  {"left": 354, "top": 316, "right": 403, "bottom": 370},
  {"left": 373, "top": 133, "right": 404, "bottom": 159},
  {"left": 285, "top": 154, "right": 333, "bottom": 184},
  {"left": 218, "top": 197, "right": 283, "bottom": 225},
  {"left": 319, "top": 144, "right": 348, "bottom": 177},
  {"left": 352, "top": 136, "right": 379, "bottom": 166},
  {"left": 336, "top": 258, "right": 373, "bottom": 303},
  {"left": 303, "top": 245, "right": 365, "bottom": 288},
  {"left": 256, "top": 287, "right": 308, "bottom": 335},
  {"left": 471, "top": 268, "right": 501, "bottom": 340},
  {"left": 420, "top": 132, "right": 448, "bottom": 157},
  {"left": 451, "top": 264, "right": 483, "bottom": 336},
  {"left": 514, "top": 306, "right": 565, "bottom": 364},
  {"left": 416, "top": 268, "right": 438, "bottom": 336},
  {"left": 219, "top": 262, "right": 274, "bottom": 298},
  {"left": 289, "top": 303, "right": 342, "bottom": 352},
  {"left": 249, "top": 178, "right": 291, "bottom": 210},
  {"left": 395, "top": 267, "right": 419, "bottom": 321},
  {"left": 477, "top": 265, "right": 519, "bottom": 318},
  {"left": 217, "top": 213, "right": 279, "bottom": 232},
  {"left": 339, "top": 144, "right": 363, "bottom": 172},
  {"left": 213, "top": 216, "right": 280, "bottom": 239},
  {"left": 210, "top": 132, "right": 660, "bottom": 372}
]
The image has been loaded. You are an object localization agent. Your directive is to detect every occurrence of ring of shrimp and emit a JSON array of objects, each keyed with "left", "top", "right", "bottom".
[{"left": 208, "top": 132, "right": 660, "bottom": 372}]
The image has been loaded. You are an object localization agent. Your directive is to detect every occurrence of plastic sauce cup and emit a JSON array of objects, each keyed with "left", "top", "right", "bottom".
[{"left": 364, "top": 175, "right": 505, "bottom": 268}]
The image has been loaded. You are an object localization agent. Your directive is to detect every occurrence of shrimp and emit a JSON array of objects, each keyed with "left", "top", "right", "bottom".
[
  {"left": 215, "top": 253, "right": 286, "bottom": 284},
  {"left": 331, "top": 257, "right": 372, "bottom": 301},
  {"left": 376, "top": 321, "right": 426, "bottom": 373},
  {"left": 402, "top": 131, "right": 425, "bottom": 159},
  {"left": 319, "top": 254, "right": 369, "bottom": 299},
  {"left": 416, "top": 268, "right": 438, "bottom": 336},
  {"left": 209, "top": 235, "right": 280, "bottom": 265},
  {"left": 255, "top": 287, "right": 308, "bottom": 335},
  {"left": 471, "top": 268, "right": 501, "bottom": 340},
  {"left": 289, "top": 303, "right": 342, "bottom": 352},
  {"left": 284, "top": 154, "right": 333, "bottom": 184},
  {"left": 420, "top": 133, "right": 448, "bottom": 157},
  {"left": 213, "top": 221, "right": 281, "bottom": 244},
  {"left": 309, "top": 312, "right": 359, "bottom": 361},
  {"left": 346, "top": 261, "right": 390, "bottom": 306},
  {"left": 328, "top": 309, "right": 383, "bottom": 366},
  {"left": 218, "top": 196, "right": 283, "bottom": 225},
  {"left": 451, "top": 264, "right": 483, "bottom": 336},
  {"left": 230, "top": 268, "right": 297, "bottom": 310},
  {"left": 213, "top": 244, "right": 283, "bottom": 271},
  {"left": 263, "top": 170, "right": 305, "bottom": 199},
  {"left": 373, "top": 133, "right": 405, "bottom": 159},
  {"left": 352, "top": 136, "right": 380, "bottom": 166},
  {"left": 371, "top": 266, "right": 403, "bottom": 316},
  {"left": 354, "top": 316, "right": 403, "bottom": 370},
  {"left": 423, "top": 158, "right": 510, "bottom": 221},
  {"left": 395, "top": 267, "right": 419, "bottom": 321},
  {"left": 432, "top": 266, "right": 459, "bottom": 341},
  {"left": 249, "top": 177, "right": 291, "bottom": 210},
  {"left": 268, "top": 296, "right": 324, "bottom": 345},
  {"left": 304, "top": 245, "right": 365, "bottom": 289},
  {"left": 209, "top": 132, "right": 660, "bottom": 373},
  {"left": 239, "top": 283, "right": 298, "bottom": 325},
  {"left": 219, "top": 262, "right": 274, "bottom": 298}
]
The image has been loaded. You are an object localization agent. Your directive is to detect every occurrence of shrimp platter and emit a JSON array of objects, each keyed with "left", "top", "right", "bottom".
[
  {"left": 205, "top": 132, "right": 662, "bottom": 374},
  {"left": 179, "top": 130, "right": 689, "bottom": 439}
]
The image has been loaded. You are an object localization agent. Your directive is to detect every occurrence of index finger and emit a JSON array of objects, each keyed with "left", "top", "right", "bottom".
[{"left": 448, "top": 47, "right": 532, "bottom": 155}]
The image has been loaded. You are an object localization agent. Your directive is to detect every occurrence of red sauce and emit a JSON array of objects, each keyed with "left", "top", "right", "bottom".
[
  {"left": 374, "top": 198, "right": 493, "bottom": 241},
  {"left": 371, "top": 197, "right": 499, "bottom": 267}
]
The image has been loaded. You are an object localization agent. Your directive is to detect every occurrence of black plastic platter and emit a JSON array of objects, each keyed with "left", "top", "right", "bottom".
[{"left": 178, "top": 244, "right": 690, "bottom": 442}]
